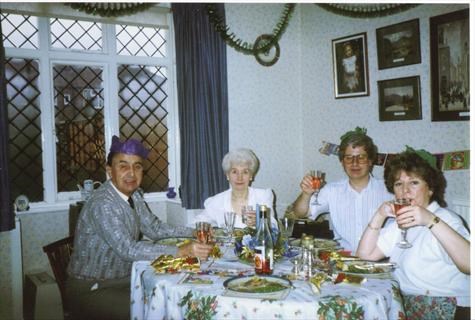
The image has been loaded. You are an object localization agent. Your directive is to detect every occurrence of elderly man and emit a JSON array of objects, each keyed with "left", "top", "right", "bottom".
[
  {"left": 292, "top": 127, "right": 393, "bottom": 253},
  {"left": 66, "top": 136, "right": 212, "bottom": 320}
]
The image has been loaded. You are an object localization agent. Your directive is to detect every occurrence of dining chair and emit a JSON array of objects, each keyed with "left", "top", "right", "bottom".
[{"left": 42, "top": 236, "right": 74, "bottom": 318}]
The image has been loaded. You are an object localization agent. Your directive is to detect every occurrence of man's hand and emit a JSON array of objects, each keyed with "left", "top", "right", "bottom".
[{"left": 177, "top": 241, "right": 213, "bottom": 261}]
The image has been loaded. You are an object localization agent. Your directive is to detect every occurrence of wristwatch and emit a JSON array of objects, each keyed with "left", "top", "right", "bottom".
[{"left": 427, "top": 216, "right": 440, "bottom": 230}]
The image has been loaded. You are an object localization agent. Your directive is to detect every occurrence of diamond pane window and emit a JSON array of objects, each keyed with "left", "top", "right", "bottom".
[
  {"left": 50, "top": 18, "right": 102, "bottom": 51},
  {"left": 118, "top": 65, "right": 169, "bottom": 191},
  {"left": 53, "top": 64, "right": 106, "bottom": 191},
  {"left": 116, "top": 25, "right": 167, "bottom": 57},
  {"left": 6, "top": 58, "right": 43, "bottom": 202},
  {"left": 1, "top": 13, "right": 38, "bottom": 49}
]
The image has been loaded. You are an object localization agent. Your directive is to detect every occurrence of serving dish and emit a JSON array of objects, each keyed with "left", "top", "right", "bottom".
[
  {"left": 338, "top": 261, "right": 397, "bottom": 275},
  {"left": 223, "top": 275, "right": 292, "bottom": 300},
  {"left": 290, "top": 238, "right": 339, "bottom": 250}
]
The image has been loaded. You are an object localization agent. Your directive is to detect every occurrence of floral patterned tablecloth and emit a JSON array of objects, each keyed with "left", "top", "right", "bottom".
[{"left": 131, "top": 259, "right": 405, "bottom": 320}]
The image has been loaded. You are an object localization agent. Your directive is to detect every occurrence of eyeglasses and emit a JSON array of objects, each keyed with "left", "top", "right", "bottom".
[{"left": 343, "top": 154, "right": 369, "bottom": 164}]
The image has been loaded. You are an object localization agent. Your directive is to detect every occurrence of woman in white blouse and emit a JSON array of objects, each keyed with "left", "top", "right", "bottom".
[{"left": 195, "top": 148, "right": 275, "bottom": 229}]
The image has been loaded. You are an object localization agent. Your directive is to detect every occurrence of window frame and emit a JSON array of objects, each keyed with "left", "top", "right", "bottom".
[{"left": 2, "top": 5, "right": 180, "bottom": 211}]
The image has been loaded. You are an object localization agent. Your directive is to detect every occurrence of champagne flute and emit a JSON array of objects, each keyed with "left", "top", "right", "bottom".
[
  {"left": 394, "top": 198, "right": 412, "bottom": 248},
  {"left": 280, "top": 217, "right": 295, "bottom": 254},
  {"left": 223, "top": 211, "right": 236, "bottom": 244}
]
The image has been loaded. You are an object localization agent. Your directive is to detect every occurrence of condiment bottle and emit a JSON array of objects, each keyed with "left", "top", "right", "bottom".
[{"left": 254, "top": 205, "right": 274, "bottom": 275}]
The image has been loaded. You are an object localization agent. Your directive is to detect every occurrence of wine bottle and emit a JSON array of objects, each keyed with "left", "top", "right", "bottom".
[{"left": 254, "top": 205, "right": 274, "bottom": 275}]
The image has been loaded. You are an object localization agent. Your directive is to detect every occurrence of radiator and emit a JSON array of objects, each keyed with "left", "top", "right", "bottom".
[{"left": 451, "top": 198, "right": 470, "bottom": 226}]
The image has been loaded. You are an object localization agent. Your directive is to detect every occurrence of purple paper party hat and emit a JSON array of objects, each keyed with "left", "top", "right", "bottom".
[{"left": 109, "top": 135, "right": 150, "bottom": 159}]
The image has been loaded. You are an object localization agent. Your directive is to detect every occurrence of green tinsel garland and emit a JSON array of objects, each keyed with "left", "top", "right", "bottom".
[
  {"left": 66, "top": 3, "right": 154, "bottom": 18},
  {"left": 317, "top": 4, "right": 419, "bottom": 19},
  {"left": 207, "top": 3, "right": 296, "bottom": 55}
]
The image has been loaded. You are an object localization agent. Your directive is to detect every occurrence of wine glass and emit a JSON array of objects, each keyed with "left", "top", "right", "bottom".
[
  {"left": 310, "top": 170, "right": 325, "bottom": 205},
  {"left": 394, "top": 198, "right": 412, "bottom": 248},
  {"left": 241, "top": 205, "right": 256, "bottom": 227},
  {"left": 280, "top": 217, "right": 295, "bottom": 254},
  {"left": 223, "top": 211, "right": 236, "bottom": 244},
  {"left": 195, "top": 221, "right": 211, "bottom": 243}
]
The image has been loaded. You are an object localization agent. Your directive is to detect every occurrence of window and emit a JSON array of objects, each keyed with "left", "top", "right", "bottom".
[{"left": 1, "top": 6, "right": 178, "bottom": 205}]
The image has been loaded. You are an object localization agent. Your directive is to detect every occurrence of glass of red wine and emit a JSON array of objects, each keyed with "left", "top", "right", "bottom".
[{"left": 394, "top": 198, "right": 412, "bottom": 248}]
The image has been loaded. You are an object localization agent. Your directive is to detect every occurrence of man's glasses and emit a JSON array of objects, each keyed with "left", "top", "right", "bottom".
[{"left": 343, "top": 154, "right": 369, "bottom": 164}]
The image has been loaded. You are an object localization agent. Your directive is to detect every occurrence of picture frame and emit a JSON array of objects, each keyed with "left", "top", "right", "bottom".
[
  {"left": 378, "top": 76, "right": 421, "bottom": 121},
  {"left": 430, "top": 9, "right": 469, "bottom": 121},
  {"left": 332, "top": 32, "right": 369, "bottom": 99},
  {"left": 376, "top": 19, "right": 421, "bottom": 69}
]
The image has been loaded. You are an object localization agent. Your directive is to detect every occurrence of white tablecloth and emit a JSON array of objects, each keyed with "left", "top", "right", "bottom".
[{"left": 131, "top": 259, "right": 404, "bottom": 320}]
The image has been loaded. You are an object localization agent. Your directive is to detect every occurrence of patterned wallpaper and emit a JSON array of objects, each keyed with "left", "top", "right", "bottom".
[
  {"left": 226, "top": 3, "right": 470, "bottom": 216},
  {"left": 0, "top": 4, "right": 470, "bottom": 318}
]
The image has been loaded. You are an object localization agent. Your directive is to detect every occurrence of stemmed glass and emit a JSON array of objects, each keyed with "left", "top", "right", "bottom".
[
  {"left": 280, "top": 217, "right": 295, "bottom": 254},
  {"left": 394, "top": 198, "right": 412, "bottom": 248},
  {"left": 310, "top": 170, "right": 325, "bottom": 205},
  {"left": 223, "top": 211, "right": 237, "bottom": 244}
]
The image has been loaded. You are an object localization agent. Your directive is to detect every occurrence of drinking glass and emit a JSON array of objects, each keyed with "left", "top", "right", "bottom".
[
  {"left": 310, "top": 170, "right": 325, "bottom": 205},
  {"left": 280, "top": 217, "right": 295, "bottom": 254},
  {"left": 394, "top": 198, "right": 412, "bottom": 248},
  {"left": 223, "top": 211, "right": 236, "bottom": 243},
  {"left": 195, "top": 222, "right": 211, "bottom": 244},
  {"left": 241, "top": 205, "right": 256, "bottom": 226}
]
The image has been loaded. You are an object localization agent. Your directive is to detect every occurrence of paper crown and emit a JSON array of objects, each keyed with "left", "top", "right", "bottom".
[
  {"left": 109, "top": 135, "right": 150, "bottom": 159},
  {"left": 405, "top": 145, "right": 437, "bottom": 170},
  {"left": 340, "top": 126, "right": 367, "bottom": 142}
]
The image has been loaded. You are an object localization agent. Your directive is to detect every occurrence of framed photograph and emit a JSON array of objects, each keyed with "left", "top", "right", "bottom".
[
  {"left": 378, "top": 76, "right": 421, "bottom": 121},
  {"left": 332, "top": 32, "right": 369, "bottom": 98},
  {"left": 430, "top": 9, "right": 469, "bottom": 121},
  {"left": 376, "top": 19, "right": 421, "bottom": 69}
]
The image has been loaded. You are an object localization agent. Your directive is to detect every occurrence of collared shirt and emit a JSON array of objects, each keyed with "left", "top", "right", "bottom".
[
  {"left": 377, "top": 202, "right": 470, "bottom": 306},
  {"left": 68, "top": 180, "right": 192, "bottom": 280},
  {"left": 309, "top": 176, "right": 393, "bottom": 253}
]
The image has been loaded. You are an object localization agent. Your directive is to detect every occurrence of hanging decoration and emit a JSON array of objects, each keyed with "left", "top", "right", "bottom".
[
  {"left": 66, "top": 3, "right": 154, "bottom": 17},
  {"left": 207, "top": 4, "right": 295, "bottom": 67},
  {"left": 318, "top": 141, "right": 469, "bottom": 171},
  {"left": 317, "top": 4, "right": 419, "bottom": 19}
]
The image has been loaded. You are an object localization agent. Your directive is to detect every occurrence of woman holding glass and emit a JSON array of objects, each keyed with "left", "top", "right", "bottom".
[
  {"left": 194, "top": 148, "right": 276, "bottom": 229},
  {"left": 356, "top": 149, "right": 470, "bottom": 320}
]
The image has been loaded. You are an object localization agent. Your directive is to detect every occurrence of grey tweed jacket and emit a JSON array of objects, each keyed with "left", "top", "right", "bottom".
[{"left": 68, "top": 180, "right": 192, "bottom": 280}]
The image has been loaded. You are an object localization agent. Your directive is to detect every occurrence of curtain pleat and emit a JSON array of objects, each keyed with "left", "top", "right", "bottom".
[
  {"left": 173, "top": 3, "right": 229, "bottom": 209},
  {"left": 0, "top": 17, "right": 15, "bottom": 232}
]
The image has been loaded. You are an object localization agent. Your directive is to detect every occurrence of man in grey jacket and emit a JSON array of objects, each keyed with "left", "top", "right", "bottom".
[{"left": 66, "top": 135, "right": 212, "bottom": 320}]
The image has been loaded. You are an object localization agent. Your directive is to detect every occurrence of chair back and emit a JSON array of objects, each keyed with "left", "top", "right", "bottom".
[{"left": 42, "top": 236, "right": 74, "bottom": 309}]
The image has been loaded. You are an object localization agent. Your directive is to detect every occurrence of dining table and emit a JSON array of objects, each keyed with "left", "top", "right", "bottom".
[{"left": 130, "top": 249, "right": 406, "bottom": 320}]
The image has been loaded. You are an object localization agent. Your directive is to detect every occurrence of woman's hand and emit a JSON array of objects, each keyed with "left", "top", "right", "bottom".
[{"left": 395, "top": 202, "right": 433, "bottom": 229}]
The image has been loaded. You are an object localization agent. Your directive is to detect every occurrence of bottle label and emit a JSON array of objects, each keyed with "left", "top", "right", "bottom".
[{"left": 254, "top": 246, "right": 264, "bottom": 272}]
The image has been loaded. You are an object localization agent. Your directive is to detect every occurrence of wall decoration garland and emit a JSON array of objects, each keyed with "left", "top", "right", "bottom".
[
  {"left": 317, "top": 4, "right": 419, "bottom": 19},
  {"left": 67, "top": 3, "right": 154, "bottom": 17},
  {"left": 207, "top": 3, "right": 295, "bottom": 66},
  {"left": 319, "top": 141, "right": 469, "bottom": 171}
]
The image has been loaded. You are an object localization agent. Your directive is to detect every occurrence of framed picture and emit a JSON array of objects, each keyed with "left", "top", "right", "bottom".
[
  {"left": 332, "top": 32, "right": 369, "bottom": 99},
  {"left": 378, "top": 76, "right": 421, "bottom": 121},
  {"left": 376, "top": 19, "right": 421, "bottom": 69},
  {"left": 430, "top": 9, "right": 469, "bottom": 121}
]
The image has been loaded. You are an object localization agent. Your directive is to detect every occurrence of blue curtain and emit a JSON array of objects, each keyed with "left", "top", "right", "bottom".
[
  {"left": 173, "top": 3, "right": 229, "bottom": 209},
  {"left": 0, "top": 18, "right": 14, "bottom": 232}
]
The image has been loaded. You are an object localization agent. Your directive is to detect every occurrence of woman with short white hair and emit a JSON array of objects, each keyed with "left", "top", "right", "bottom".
[{"left": 195, "top": 148, "right": 275, "bottom": 229}]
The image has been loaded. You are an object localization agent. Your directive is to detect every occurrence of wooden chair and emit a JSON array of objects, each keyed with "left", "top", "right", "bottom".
[{"left": 42, "top": 236, "right": 74, "bottom": 316}]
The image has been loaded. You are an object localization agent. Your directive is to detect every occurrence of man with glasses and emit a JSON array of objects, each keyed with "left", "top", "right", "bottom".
[{"left": 292, "top": 127, "right": 393, "bottom": 253}]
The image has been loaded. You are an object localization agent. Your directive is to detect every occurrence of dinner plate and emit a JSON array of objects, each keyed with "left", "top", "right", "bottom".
[
  {"left": 155, "top": 237, "right": 193, "bottom": 246},
  {"left": 223, "top": 275, "right": 292, "bottom": 300},
  {"left": 290, "top": 238, "right": 340, "bottom": 250}
]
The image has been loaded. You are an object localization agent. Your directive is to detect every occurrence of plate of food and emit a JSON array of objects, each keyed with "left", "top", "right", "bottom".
[
  {"left": 223, "top": 275, "right": 292, "bottom": 300},
  {"left": 155, "top": 237, "right": 193, "bottom": 246},
  {"left": 151, "top": 255, "right": 200, "bottom": 273},
  {"left": 337, "top": 261, "right": 397, "bottom": 275}
]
